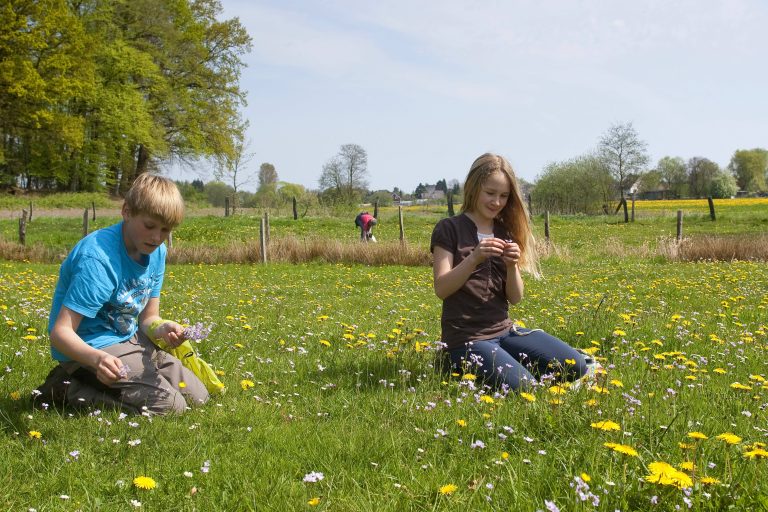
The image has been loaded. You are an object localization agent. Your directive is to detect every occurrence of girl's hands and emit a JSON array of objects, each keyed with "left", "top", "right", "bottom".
[
  {"left": 471, "top": 237, "right": 505, "bottom": 264},
  {"left": 501, "top": 240, "right": 521, "bottom": 268}
]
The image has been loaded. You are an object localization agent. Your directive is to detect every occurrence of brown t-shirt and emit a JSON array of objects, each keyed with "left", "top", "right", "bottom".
[{"left": 430, "top": 213, "right": 513, "bottom": 350}]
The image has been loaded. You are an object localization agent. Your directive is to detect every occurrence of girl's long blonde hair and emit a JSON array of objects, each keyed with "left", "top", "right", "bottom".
[{"left": 462, "top": 153, "right": 540, "bottom": 277}]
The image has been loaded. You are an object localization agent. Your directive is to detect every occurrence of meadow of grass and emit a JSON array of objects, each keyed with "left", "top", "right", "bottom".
[{"left": 2, "top": 226, "right": 768, "bottom": 510}]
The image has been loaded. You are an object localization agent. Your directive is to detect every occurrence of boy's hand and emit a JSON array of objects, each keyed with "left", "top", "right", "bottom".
[
  {"left": 153, "top": 320, "right": 186, "bottom": 348},
  {"left": 94, "top": 351, "right": 127, "bottom": 385},
  {"left": 501, "top": 240, "right": 521, "bottom": 268}
]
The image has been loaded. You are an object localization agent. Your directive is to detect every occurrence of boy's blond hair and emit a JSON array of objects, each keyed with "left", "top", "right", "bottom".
[{"left": 124, "top": 173, "right": 185, "bottom": 227}]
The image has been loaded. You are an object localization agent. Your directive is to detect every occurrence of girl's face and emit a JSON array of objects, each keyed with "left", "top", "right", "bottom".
[{"left": 473, "top": 171, "right": 510, "bottom": 223}]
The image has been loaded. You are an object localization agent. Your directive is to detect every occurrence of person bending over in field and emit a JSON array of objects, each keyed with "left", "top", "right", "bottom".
[
  {"left": 355, "top": 211, "right": 378, "bottom": 242},
  {"left": 34, "top": 174, "right": 209, "bottom": 415},
  {"left": 431, "top": 153, "right": 593, "bottom": 391}
]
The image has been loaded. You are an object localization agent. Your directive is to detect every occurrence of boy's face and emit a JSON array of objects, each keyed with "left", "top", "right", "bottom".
[{"left": 121, "top": 204, "right": 173, "bottom": 259}]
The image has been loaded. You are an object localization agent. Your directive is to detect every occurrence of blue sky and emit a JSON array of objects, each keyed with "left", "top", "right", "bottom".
[{"left": 169, "top": 0, "right": 768, "bottom": 193}]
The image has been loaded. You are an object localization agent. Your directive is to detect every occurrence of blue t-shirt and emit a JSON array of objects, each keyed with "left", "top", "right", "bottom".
[{"left": 48, "top": 222, "right": 166, "bottom": 361}]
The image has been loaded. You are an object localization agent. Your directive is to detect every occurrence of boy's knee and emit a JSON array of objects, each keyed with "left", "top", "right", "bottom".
[{"left": 146, "top": 390, "right": 192, "bottom": 415}]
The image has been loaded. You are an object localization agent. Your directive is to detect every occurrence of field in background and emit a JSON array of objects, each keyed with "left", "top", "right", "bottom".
[{"left": 1, "top": 198, "right": 767, "bottom": 264}]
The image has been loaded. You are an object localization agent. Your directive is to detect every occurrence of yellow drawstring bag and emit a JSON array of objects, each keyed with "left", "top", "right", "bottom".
[{"left": 149, "top": 320, "right": 226, "bottom": 395}]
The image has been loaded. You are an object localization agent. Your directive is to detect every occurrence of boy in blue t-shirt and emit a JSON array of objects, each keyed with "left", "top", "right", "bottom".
[{"left": 35, "top": 174, "right": 209, "bottom": 415}]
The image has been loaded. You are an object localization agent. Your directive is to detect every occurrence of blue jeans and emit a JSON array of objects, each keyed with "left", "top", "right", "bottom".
[{"left": 446, "top": 327, "right": 587, "bottom": 391}]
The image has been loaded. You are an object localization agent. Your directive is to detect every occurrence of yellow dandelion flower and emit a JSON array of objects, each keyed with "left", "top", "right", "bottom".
[
  {"left": 678, "top": 442, "right": 695, "bottom": 450},
  {"left": 590, "top": 420, "right": 620, "bottom": 432},
  {"left": 743, "top": 448, "right": 768, "bottom": 460},
  {"left": 644, "top": 462, "right": 693, "bottom": 489},
  {"left": 590, "top": 384, "right": 610, "bottom": 394},
  {"left": 679, "top": 461, "right": 696, "bottom": 471},
  {"left": 713, "top": 368, "right": 727, "bottom": 374},
  {"left": 133, "top": 476, "right": 157, "bottom": 490},
  {"left": 520, "top": 392, "right": 536, "bottom": 403},
  {"left": 28, "top": 430, "right": 42, "bottom": 439},
  {"left": 439, "top": 484, "right": 458, "bottom": 495},
  {"left": 565, "top": 358, "right": 576, "bottom": 365},
  {"left": 179, "top": 381, "right": 187, "bottom": 389},
  {"left": 580, "top": 473, "right": 591, "bottom": 482},
  {"left": 612, "top": 329, "right": 626, "bottom": 337},
  {"left": 479, "top": 395, "right": 494, "bottom": 404},
  {"left": 604, "top": 442, "right": 638, "bottom": 457},
  {"left": 316, "top": 315, "right": 329, "bottom": 321},
  {"left": 319, "top": 339, "right": 331, "bottom": 347},
  {"left": 240, "top": 379, "right": 255, "bottom": 390},
  {"left": 700, "top": 476, "right": 721, "bottom": 485},
  {"left": 307, "top": 497, "right": 321, "bottom": 506},
  {"left": 461, "top": 373, "right": 476, "bottom": 381},
  {"left": 609, "top": 379, "right": 624, "bottom": 388},
  {"left": 501, "top": 452, "right": 509, "bottom": 460},
  {"left": 513, "top": 320, "right": 526, "bottom": 328},
  {"left": 215, "top": 369, "right": 226, "bottom": 376},
  {"left": 688, "top": 431, "right": 708, "bottom": 440},
  {"left": 730, "top": 382, "right": 752, "bottom": 391},
  {"left": 456, "top": 419, "right": 467, "bottom": 427},
  {"left": 549, "top": 398, "right": 563, "bottom": 405},
  {"left": 715, "top": 433, "right": 742, "bottom": 445},
  {"left": 10, "top": 391, "right": 21, "bottom": 401},
  {"left": 548, "top": 385, "right": 567, "bottom": 395}
]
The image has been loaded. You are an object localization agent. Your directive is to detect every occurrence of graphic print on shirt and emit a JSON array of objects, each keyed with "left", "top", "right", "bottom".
[{"left": 101, "top": 276, "right": 155, "bottom": 335}]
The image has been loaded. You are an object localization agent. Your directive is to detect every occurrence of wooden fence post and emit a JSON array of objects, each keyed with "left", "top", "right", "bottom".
[
  {"left": 82, "top": 208, "right": 89, "bottom": 238},
  {"left": 224, "top": 197, "right": 230, "bottom": 217},
  {"left": 292, "top": 197, "right": 298, "bottom": 220},
  {"left": 259, "top": 215, "right": 267, "bottom": 263},
  {"left": 19, "top": 209, "right": 27, "bottom": 245},
  {"left": 544, "top": 211, "right": 550, "bottom": 243},
  {"left": 167, "top": 231, "right": 173, "bottom": 249},
  {"left": 631, "top": 193, "right": 635, "bottom": 222},
  {"left": 676, "top": 210, "right": 683, "bottom": 242},
  {"left": 92, "top": 201, "right": 96, "bottom": 221},
  {"left": 398, "top": 205, "right": 405, "bottom": 244},
  {"left": 373, "top": 199, "right": 379, "bottom": 219},
  {"left": 707, "top": 197, "right": 716, "bottom": 221},
  {"left": 28, "top": 201, "right": 32, "bottom": 222},
  {"left": 447, "top": 192, "right": 455, "bottom": 217}
]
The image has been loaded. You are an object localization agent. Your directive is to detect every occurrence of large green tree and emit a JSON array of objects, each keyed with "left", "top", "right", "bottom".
[
  {"left": 655, "top": 156, "right": 688, "bottom": 199},
  {"left": 728, "top": 148, "right": 768, "bottom": 193},
  {"left": 0, "top": 0, "right": 251, "bottom": 192},
  {"left": 687, "top": 157, "right": 720, "bottom": 198}
]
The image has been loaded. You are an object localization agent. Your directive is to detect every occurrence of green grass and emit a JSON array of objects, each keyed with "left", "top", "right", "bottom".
[
  {"left": 2, "top": 253, "right": 768, "bottom": 510},
  {"left": 1, "top": 197, "right": 768, "bottom": 510}
]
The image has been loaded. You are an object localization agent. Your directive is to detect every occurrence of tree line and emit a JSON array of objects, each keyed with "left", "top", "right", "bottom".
[
  {"left": 0, "top": 0, "right": 251, "bottom": 194},
  {"left": 531, "top": 122, "right": 768, "bottom": 215}
]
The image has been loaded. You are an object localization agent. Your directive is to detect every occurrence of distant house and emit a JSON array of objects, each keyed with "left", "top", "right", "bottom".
[{"left": 628, "top": 179, "right": 672, "bottom": 200}]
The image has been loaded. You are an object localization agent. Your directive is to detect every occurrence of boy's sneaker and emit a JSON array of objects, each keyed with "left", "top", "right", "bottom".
[{"left": 33, "top": 365, "right": 71, "bottom": 408}]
